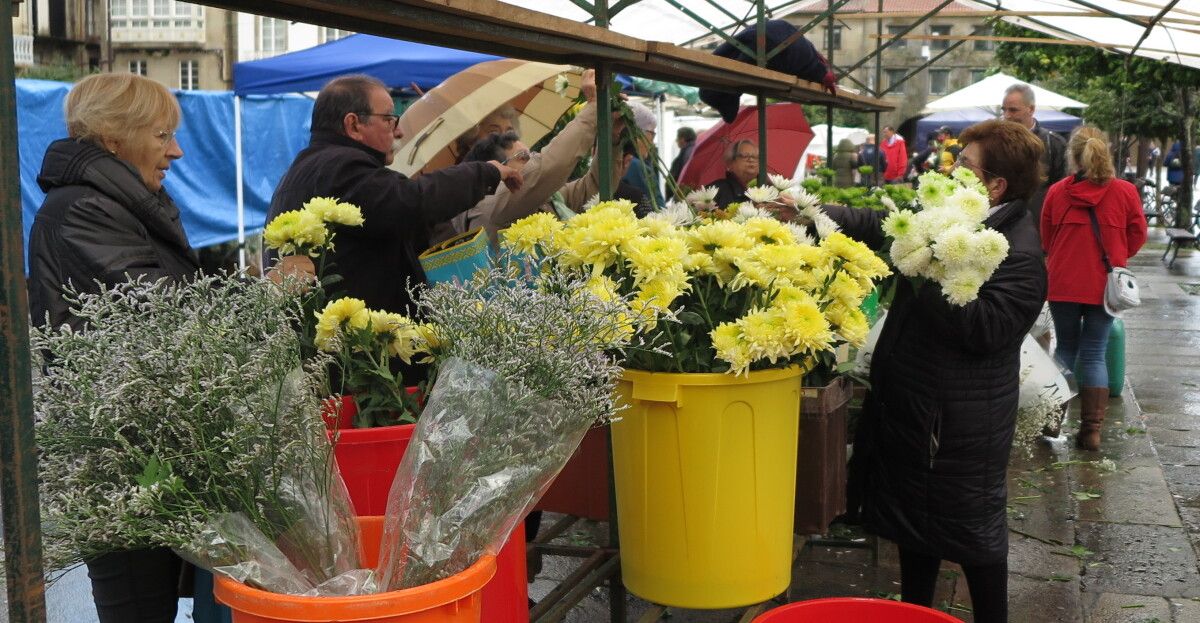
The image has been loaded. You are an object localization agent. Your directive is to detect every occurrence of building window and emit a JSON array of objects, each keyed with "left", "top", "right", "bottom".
[
  {"left": 886, "top": 25, "right": 908, "bottom": 48},
  {"left": 930, "top": 25, "right": 951, "bottom": 51},
  {"left": 111, "top": 1, "right": 126, "bottom": 17},
  {"left": 319, "top": 26, "right": 349, "bottom": 44},
  {"left": 153, "top": 19, "right": 170, "bottom": 28},
  {"left": 827, "top": 25, "right": 842, "bottom": 51},
  {"left": 179, "top": 60, "right": 199, "bottom": 90},
  {"left": 885, "top": 68, "right": 907, "bottom": 94},
  {"left": 970, "top": 69, "right": 987, "bottom": 84},
  {"left": 129, "top": 60, "right": 147, "bottom": 75},
  {"left": 131, "top": 0, "right": 148, "bottom": 17},
  {"left": 176, "top": 2, "right": 197, "bottom": 16},
  {"left": 973, "top": 26, "right": 994, "bottom": 51},
  {"left": 258, "top": 17, "right": 288, "bottom": 55},
  {"left": 153, "top": 0, "right": 169, "bottom": 15},
  {"left": 929, "top": 69, "right": 950, "bottom": 95}
]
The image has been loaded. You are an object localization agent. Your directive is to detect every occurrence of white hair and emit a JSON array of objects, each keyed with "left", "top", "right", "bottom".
[{"left": 1005, "top": 83, "right": 1035, "bottom": 107}]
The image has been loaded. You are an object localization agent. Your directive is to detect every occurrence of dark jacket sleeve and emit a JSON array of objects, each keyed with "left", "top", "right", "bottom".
[
  {"left": 59, "top": 196, "right": 181, "bottom": 286},
  {"left": 333, "top": 155, "right": 500, "bottom": 240},
  {"left": 821, "top": 204, "right": 888, "bottom": 250},
  {"left": 915, "top": 246, "right": 1047, "bottom": 355}
]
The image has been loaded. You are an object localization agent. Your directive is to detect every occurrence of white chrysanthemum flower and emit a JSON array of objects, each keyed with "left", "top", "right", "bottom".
[
  {"left": 949, "top": 186, "right": 989, "bottom": 223},
  {"left": 800, "top": 204, "right": 841, "bottom": 239},
  {"left": 768, "top": 173, "right": 795, "bottom": 191},
  {"left": 732, "top": 203, "right": 772, "bottom": 222},
  {"left": 686, "top": 185, "right": 719, "bottom": 208},
  {"left": 745, "top": 185, "right": 781, "bottom": 204},
  {"left": 788, "top": 187, "right": 821, "bottom": 212},
  {"left": 646, "top": 200, "right": 698, "bottom": 227},
  {"left": 951, "top": 166, "right": 988, "bottom": 195},
  {"left": 880, "top": 195, "right": 898, "bottom": 211},
  {"left": 581, "top": 193, "right": 601, "bottom": 211},
  {"left": 893, "top": 244, "right": 934, "bottom": 277},
  {"left": 969, "top": 229, "right": 1010, "bottom": 269},
  {"left": 942, "top": 268, "right": 985, "bottom": 306},
  {"left": 786, "top": 222, "right": 817, "bottom": 246},
  {"left": 554, "top": 73, "right": 571, "bottom": 96},
  {"left": 931, "top": 224, "right": 976, "bottom": 267},
  {"left": 881, "top": 209, "right": 916, "bottom": 239}
]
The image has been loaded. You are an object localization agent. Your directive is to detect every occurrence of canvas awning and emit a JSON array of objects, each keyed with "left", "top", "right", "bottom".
[{"left": 923, "top": 72, "right": 1089, "bottom": 114}]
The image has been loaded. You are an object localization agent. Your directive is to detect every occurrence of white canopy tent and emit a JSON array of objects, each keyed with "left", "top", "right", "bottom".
[
  {"left": 923, "top": 72, "right": 1089, "bottom": 114},
  {"left": 795, "top": 124, "right": 871, "bottom": 178}
]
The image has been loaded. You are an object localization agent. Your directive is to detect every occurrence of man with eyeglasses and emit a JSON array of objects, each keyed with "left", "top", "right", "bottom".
[
  {"left": 708, "top": 139, "right": 760, "bottom": 208},
  {"left": 1001, "top": 83, "right": 1066, "bottom": 221},
  {"left": 268, "top": 73, "right": 523, "bottom": 328}
]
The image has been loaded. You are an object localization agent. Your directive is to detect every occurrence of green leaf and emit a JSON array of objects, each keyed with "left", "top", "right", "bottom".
[
  {"left": 1072, "top": 490, "right": 1102, "bottom": 501},
  {"left": 675, "top": 311, "right": 706, "bottom": 326}
]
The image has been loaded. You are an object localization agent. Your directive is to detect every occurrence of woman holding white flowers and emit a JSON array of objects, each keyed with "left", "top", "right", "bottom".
[
  {"left": 1040, "top": 126, "right": 1147, "bottom": 451},
  {"left": 27, "top": 73, "right": 197, "bottom": 622},
  {"left": 826, "top": 120, "right": 1047, "bottom": 622}
]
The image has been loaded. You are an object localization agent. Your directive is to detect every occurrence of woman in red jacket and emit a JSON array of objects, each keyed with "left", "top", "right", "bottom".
[{"left": 1041, "top": 126, "right": 1147, "bottom": 451}]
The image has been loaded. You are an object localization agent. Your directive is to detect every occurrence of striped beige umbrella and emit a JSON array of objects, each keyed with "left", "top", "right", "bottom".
[{"left": 391, "top": 59, "right": 581, "bottom": 177}]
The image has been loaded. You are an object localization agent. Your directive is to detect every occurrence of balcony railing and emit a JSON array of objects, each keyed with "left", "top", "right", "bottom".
[
  {"left": 112, "top": 24, "right": 206, "bottom": 45},
  {"left": 13, "top": 34, "right": 34, "bottom": 67}
]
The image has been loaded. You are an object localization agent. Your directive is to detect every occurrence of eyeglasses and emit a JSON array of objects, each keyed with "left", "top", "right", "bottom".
[
  {"left": 954, "top": 154, "right": 997, "bottom": 180},
  {"left": 736, "top": 153, "right": 759, "bottom": 162},
  {"left": 1000, "top": 106, "right": 1025, "bottom": 113},
  {"left": 154, "top": 130, "right": 177, "bottom": 145},
  {"left": 358, "top": 112, "right": 400, "bottom": 130},
  {"left": 502, "top": 150, "right": 531, "bottom": 165}
]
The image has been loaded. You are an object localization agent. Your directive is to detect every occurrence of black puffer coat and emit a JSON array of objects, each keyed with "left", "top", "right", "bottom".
[
  {"left": 28, "top": 138, "right": 200, "bottom": 330},
  {"left": 828, "top": 200, "right": 1047, "bottom": 565}
]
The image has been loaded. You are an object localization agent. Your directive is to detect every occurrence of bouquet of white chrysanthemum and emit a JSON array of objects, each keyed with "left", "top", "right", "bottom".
[
  {"left": 500, "top": 199, "right": 891, "bottom": 378},
  {"left": 880, "top": 169, "right": 1009, "bottom": 306}
]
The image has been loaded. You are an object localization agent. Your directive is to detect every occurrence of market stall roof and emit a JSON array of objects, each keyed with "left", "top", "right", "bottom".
[{"left": 923, "top": 72, "right": 1089, "bottom": 113}]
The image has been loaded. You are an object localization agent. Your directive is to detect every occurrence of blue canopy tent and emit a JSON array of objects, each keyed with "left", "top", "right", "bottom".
[
  {"left": 915, "top": 108, "right": 1081, "bottom": 141},
  {"left": 233, "top": 35, "right": 501, "bottom": 96}
]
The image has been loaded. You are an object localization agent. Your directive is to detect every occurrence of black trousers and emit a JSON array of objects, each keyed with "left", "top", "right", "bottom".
[
  {"left": 899, "top": 547, "right": 1008, "bottom": 623},
  {"left": 85, "top": 547, "right": 181, "bottom": 623}
]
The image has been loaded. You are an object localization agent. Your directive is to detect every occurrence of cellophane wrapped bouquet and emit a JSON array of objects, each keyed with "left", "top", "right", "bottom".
[{"left": 500, "top": 197, "right": 891, "bottom": 377}]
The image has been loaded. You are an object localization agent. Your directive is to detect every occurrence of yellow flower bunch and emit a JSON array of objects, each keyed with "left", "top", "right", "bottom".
[
  {"left": 315, "top": 298, "right": 434, "bottom": 366},
  {"left": 263, "top": 196, "right": 364, "bottom": 256},
  {"left": 499, "top": 197, "right": 891, "bottom": 376}
]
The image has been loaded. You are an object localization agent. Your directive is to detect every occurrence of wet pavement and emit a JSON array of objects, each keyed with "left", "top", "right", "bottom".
[{"left": 535, "top": 230, "right": 1200, "bottom": 621}]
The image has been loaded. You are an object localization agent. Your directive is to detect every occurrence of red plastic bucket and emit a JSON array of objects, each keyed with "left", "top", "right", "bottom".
[
  {"left": 754, "top": 598, "right": 962, "bottom": 622},
  {"left": 324, "top": 396, "right": 529, "bottom": 623},
  {"left": 214, "top": 516, "right": 495, "bottom": 623}
]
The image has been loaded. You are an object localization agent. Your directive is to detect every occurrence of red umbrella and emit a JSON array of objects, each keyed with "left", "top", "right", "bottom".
[{"left": 677, "top": 103, "right": 815, "bottom": 190}]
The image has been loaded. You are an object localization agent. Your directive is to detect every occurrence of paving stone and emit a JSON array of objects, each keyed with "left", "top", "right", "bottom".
[
  {"left": 1168, "top": 596, "right": 1200, "bottom": 622},
  {"left": 1163, "top": 466, "right": 1200, "bottom": 509},
  {"left": 1008, "top": 533, "right": 1082, "bottom": 580},
  {"left": 1082, "top": 593, "right": 1172, "bottom": 623},
  {"left": 1072, "top": 465, "right": 1181, "bottom": 527},
  {"left": 1077, "top": 522, "right": 1200, "bottom": 598},
  {"left": 1150, "top": 428, "right": 1200, "bottom": 449},
  {"left": 1009, "top": 573, "right": 1082, "bottom": 623},
  {"left": 1154, "top": 445, "right": 1200, "bottom": 467}
]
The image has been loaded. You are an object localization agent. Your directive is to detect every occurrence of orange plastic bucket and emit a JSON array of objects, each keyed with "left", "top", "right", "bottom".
[
  {"left": 213, "top": 516, "right": 497, "bottom": 623},
  {"left": 753, "top": 598, "right": 962, "bottom": 622}
]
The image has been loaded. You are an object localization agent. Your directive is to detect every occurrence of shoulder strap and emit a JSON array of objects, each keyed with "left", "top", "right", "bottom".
[{"left": 1085, "top": 207, "right": 1114, "bottom": 273}]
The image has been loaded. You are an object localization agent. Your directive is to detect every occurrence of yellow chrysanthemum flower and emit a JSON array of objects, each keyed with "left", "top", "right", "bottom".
[
  {"left": 711, "top": 322, "right": 754, "bottom": 376},
  {"left": 776, "top": 298, "right": 833, "bottom": 355},
  {"left": 303, "top": 197, "right": 364, "bottom": 226},
  {"left": 737, "top": 308, "right": 791, "bottom": 363},
  {"left": 741, "top": 217, "right": 795, "bottom": 245},
  {"left": 686, "top": 220, "right": 754, "bottom": 254},
  {"left": 313, "top": 297, "right": 369, "bottom": 351},
  {"left": 622, "top": 236, "right": 690, "bottom": 285},
  {"left": 263, "top": 210, "right": 329, "bottom": 256},
  {"left": 501, "top": 212, "right": 564, "bottom": 255},
  {"left": 826, "top": 303, "right": 869, "bottom": 347}
]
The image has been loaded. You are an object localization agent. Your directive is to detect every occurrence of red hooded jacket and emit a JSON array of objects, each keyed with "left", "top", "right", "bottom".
[
  {"left": 1040, "top": 174, "right": 1147, "bottom": 305},
  {"left": 880, "top": 134, "right": 907, "bottom": 181}
]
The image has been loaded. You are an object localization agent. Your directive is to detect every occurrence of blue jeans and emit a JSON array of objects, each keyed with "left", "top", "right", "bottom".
[{"left": 1049, "top": 302, "right": 1114, "bottom": 388}]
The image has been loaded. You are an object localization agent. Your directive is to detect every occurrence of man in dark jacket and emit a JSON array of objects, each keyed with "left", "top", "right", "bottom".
[
  {"left": 856, "top": 134, "right": 887, "bottom": 181},
  {"left": 1002, "top": 83, "right": 1067, "bottom": 221},
  {"left": 830, "top": 120, "right": 1047, "bottom": 623},
  {"left": 268, "top": 74, "right": 523, "bottom": 319}
]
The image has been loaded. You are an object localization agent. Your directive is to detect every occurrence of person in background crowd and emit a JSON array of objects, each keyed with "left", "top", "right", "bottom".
[
  {"left": 1165, "top": 140, "right": 1183, "bottom": 186},
  {"left": 28, "top": 72, "right": 247, "bottom": 623},
  {"left": 621, "top": 100, "right": 665, "bottom": 209},
  {"left": 670, "top": 126, "right": 697, "bottom": 183},
  {"left": 879, "top": 126, "right": 907, "bottom": 184},
  {"left": 707, "top": 139, "right": 759, "bottom": 208},
  {"left": 267, "top": 74, "right": 523, "bottom": 323},
  {"left": 1002, "top": 83, "right": 1067, "bottom": 221},
  {"left": 856, "top": 134, "right": 887, "bottom": 181},
  {"left": 824, "top": 120, "right": 1047, "bottom": 623},
  {"left": 935, "top": 126, "right": 960, "bottom": 174},
  {"left": 1040, "top": 126, "right": 1147, "bottom": 451},
  {"left": 910, "top": 131, "right": 938, "bottom": 179}
]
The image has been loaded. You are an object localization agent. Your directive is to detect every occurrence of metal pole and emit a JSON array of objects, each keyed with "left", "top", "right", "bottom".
[
  {"left": 825, "top": 0, "right": 835, "bottom": 168},
  {"left": 1, "top": 0, "right": 49, "bottom": 621},
  {"left": 873, "top": 0, "right": 883, "bottom": 187},
  {"left": 757, "top": 0, "right": 767, "bottom": 185},
  {"left": 234, "top": 95, "right": 246, "bottom": 271}
]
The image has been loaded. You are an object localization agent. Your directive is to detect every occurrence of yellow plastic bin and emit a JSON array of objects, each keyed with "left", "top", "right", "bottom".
[{"left": 612, "top": 367, "right": 803, "bottom": 609}]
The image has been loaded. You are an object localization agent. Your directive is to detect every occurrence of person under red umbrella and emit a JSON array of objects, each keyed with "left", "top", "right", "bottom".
[{"left": 706, "top": 139, "right": 759, "bottom": 208}]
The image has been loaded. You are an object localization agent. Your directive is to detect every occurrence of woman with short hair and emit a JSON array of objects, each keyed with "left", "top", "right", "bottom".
[
  {"left": 1041, "top": 125, "right": 1147, "bottom": 451},
  {"left": 28, "top": 72, "right": 196, "bottom": 622},
  {"left": 826, "top": 120, "right": 1049, "bottom": 623}
]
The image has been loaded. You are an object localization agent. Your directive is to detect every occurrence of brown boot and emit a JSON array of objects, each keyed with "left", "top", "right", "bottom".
[{"left": 1076, "top": 387, "right": 1109, "bottom": 451}]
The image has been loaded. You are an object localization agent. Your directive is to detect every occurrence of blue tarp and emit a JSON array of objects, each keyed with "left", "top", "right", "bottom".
[
  {"left": 18, "top": 79, "right": 315, "bottom": 270},
  {"left": 234, "top": 35, "right": 501, "bottom": 95},
  {"left": 915, "top": 108, "right": 1082, "bottom": 141}
]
